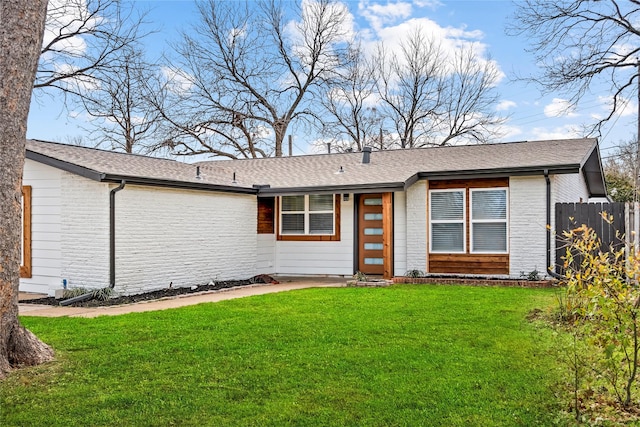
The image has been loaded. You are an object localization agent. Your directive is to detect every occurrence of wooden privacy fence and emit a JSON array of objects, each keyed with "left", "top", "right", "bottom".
[
  {"left": 555, "top": 202, "right": 627, "bottom": 274},
  {"left": 627, "top": 202, "right": 640, "bottom": 252}
]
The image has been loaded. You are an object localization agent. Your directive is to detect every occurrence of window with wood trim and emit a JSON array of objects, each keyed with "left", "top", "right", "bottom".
[
  {"left": 277, "top": 194, "right": 340, "bottom": 241},
  {"left": 20, "top": 186, "right": 32, "bottom": 278},
  {"left": 428, "top": 184, "right": 508, "bottom": 254}
]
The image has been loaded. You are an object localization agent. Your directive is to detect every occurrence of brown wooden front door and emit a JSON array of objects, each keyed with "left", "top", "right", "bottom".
[{"left": 358, "top": 193, "right": 393, "bottom": 278}]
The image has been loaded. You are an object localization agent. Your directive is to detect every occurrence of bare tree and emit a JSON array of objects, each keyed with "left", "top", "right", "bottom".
[
  {"left": 434, "top": 48, "right": 505, "bottom": 145},
  {"left": 75, "top": 47, "right": 163, "bottom": 154},
  {"left": 507, "top": 0, "right": 640, "bottom": 134},
  {"left": 375, "top": 29, "right": 504, "bottom": 148},
  {"left": 0, "top": 0, "right": 54, "bottom": 379},
  {"left": 35, "top": 0, "right": 149, "bottom": 99},
  {"left": 319, "top": 44, "right": 381, "bottom": 152},
  {"left": 157, "top": 0, "right": 352, "bottom": 159},
  {"left": 375, "top": 30, "right": 444, "bottom": 149}
]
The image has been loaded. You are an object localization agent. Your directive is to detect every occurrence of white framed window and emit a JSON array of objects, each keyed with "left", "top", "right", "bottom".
[
  {"left": 429, "top": 189, "right": 466, "bottom": 253},
  {"left": 280, "top": 194, "right": 335, "bottom": 235},
  {"left": 470, "top": 188, "right": 508, "bottom": 253}
]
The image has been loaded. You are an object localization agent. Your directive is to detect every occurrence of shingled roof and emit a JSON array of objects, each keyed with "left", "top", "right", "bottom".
[{"left": 26, "top": 138, "right": 606, "bottom": 197}]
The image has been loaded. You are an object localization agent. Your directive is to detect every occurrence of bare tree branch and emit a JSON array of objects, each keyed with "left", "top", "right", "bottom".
[
  {"left": 155, "top": 0, "right": 352, "bottom": 159},
  {"left": 73, "top": 48, "right": 163, "bottom": 154},
  {"left": 35, "top": 0, "right": 151, "bottom": 100},
  {"left": 374, "top": 29, "right": 503, "bottom": 148},
  {"left": 318, "top": 44, "right": 380, "bottom": 152},
  {"left": 507, "top": 0, "right": 640, "bottom": 135}
]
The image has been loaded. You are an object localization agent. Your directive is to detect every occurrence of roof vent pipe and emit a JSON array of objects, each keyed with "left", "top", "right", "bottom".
[{"left": 362, "top": 146, "right": 372, "bottom": 164}]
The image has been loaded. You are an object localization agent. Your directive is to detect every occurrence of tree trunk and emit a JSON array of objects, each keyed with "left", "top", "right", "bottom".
[
  {"left": 273, "top": 119, "right": 286, "bottom": 157},
  {"left": 0, "top": 0, "right": 53, "bottom": 379}
]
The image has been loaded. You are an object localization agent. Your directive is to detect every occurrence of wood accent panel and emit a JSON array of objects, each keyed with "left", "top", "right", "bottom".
[
  {"left": 257, "top": 197, "right": 275, "bottom": 234},
  {"left": 276, "top": 195, "right": 341, "bottom": 241},
  {"left": 20, "top": 186, "right": 32, "bottom": 278},
  {"left": 382, "top": 192, "right": 393, "bottom": 279},
  {"left": 429, "top": 253, "right": 509, "bottom": 275},
  {"left": 428, "top": 177, "right": 509, "bottom": 190}
]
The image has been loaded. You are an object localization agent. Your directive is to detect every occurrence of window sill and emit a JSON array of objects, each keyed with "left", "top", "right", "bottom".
[{"left": 277, "top": 234, "right": 340, "bottom": 242}]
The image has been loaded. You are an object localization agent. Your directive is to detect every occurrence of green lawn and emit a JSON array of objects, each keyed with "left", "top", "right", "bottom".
[{"left": 1, "top": 285, "right": 561, "bottom": 426}]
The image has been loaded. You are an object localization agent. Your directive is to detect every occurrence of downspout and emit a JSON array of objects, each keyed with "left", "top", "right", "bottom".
[
  {"left": 545, "top": 170, "right": 565, "bottom": 280},
  {"left": 110, "top": 180, "right": 126, "bottom": 288},
  {"left": 60, "top": 180, "right": 126, "bottom": 306}
]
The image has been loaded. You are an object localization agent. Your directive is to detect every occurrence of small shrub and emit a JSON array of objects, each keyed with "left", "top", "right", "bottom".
[
  {"left": 519, "top": 269, "right": 541, "bottom": 281},
  {"left": 405, "top": 269, "right": 425, "bottom": 278},
  {"left": 91, "top": 287, "right": 113, "bottom": 301},
  {"left": 62, "top": 287, "right": 113, "bottom": 301},
  {"left": 353, "top": 271, "right": 368, "bottom": 282},
  {"left": 555, "top": 218, "right": 640, "bottom": 415},
  {"left": 62, "top": 287, "right": 89, "bottom": 299}
]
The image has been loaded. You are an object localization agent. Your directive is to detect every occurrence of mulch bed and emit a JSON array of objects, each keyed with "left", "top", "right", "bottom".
[
  {"left": 393, "top": 276, "right": 556, "bottom": 288},
  {"left": 20, "top": 275, "right": 278, "bottom": 308}
]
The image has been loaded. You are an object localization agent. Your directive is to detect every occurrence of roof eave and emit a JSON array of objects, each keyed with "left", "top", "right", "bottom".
[
  {"left": 26, "top": 150, "right": 257, "bottom": 194},
  {"left": 27, "top": 150, "right": 105, "bottom": 181},
  {"left": 255, "top": 166, "right": 585, "bottom": 196},
  {"left": 101, "top": 175, "right": 257, "bottom": 194},
  {"left": 580, "top": 143, "right": 608, "bottom": 198},
  {"left": 257, "top": 182, "right": 405, "bottom": 196},
  {"left": 416, "top": 165, "right": 581, "bottom": 180}
]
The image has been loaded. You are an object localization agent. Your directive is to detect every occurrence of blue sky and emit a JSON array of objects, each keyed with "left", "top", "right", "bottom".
[{"left": 26, "top": 0, "right": 634, "bottom": 159}]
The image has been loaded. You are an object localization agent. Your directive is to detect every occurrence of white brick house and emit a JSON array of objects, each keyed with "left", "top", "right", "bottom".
[{"left": 20, "top": 138, "right": 606, "bottom": 296}]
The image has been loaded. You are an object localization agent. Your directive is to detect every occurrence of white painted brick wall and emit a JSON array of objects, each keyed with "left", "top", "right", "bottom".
[
  {"left": 393, "top": 191, "right": 407, "bottom": 276},
  {"left": 114, "top": 185, "right": 257, "bottom": 294},
  {"left": 61, "top": 173, "right": 110, "bottom": 290},
  {"left": 20, "top": 160, "right": 63, "bottom": 295},
  {"left": 405, "top": 181, "right": 427, "bottom": 272},
  {"left": 275, "top": 194, "right": 353, "bottom": 276},
  {"left": 552, "top": 173, "right": 590, "bottom": 204},
  {"left": 257, "top": 234, "right": 276, "bottom": 273},
  {"left": 509, "top": 176, "right": 548, "bottom": 277}
]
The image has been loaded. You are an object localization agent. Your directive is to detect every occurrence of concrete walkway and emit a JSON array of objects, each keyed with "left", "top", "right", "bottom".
[{"left": 19, "top": 277, "right": 346, "bottom": 318}]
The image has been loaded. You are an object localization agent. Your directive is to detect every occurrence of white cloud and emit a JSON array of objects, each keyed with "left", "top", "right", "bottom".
[
  {"left": 543, "top": 98, "right": 579, "bottom": 118},
  {"left": 496, "top": 100, "right": 516, "bottom": 111},
  {"left": 288, "top": 0, "right": 356, "bottom": 43},
  {"left": 359, "top": 1, "right": 413, "bottom": 31},
  {"left": 355, "top": 7, "right": 504, "bottom": 84},
  {"left": 162, "top": 67, "right": 193, "bottom": 94},
  {"left": 413, "top": 0, "right": 443, "bottom": 8},
  {"left": 42, "top": 0, "right": 98, "bottom": 58},
  {"left": 496, "top": 124, "right": 523, "bottom": 141},
  {"left": 597, "top": 95, "right": 634, "bottom": 117},
  {"left": 530, "top": 124, "right": 583, "bottom": 140}
]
